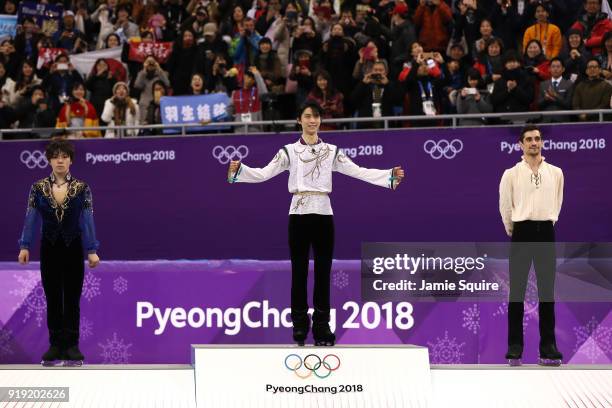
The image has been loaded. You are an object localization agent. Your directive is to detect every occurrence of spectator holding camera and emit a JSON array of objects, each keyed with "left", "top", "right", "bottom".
[
  {"left": 195, "top": 23, "right": 229, "bottom": 77},
  {"left": 320, "top": 24, "right": 355, "bottom": 97},
  {"left": 453, "top": 0, "right": 486, "bottom": 57},
  {"left": 207, "top": 54, "right": 239, "bottom": 95},
  {"left": 489, "top": 0, "right": 521, "bottom": 52},
  {"left": 291, "top": 17, "right": 322, "bottom": 57},
  {"left": 56, "top": 82, "right": 101, "bottom": 138},
  {"left": 289, "top": 49, "right": 316, "bottom": 108},
  {"left": 456, "top": 68, "right": 493, "bottom": 125},
  {"left": 413, "top": 0, "right": 453, "bottom": 54},
  {"left": 353, "top": 40, "right": 383, "bottom": 81},
  {"left": 133, "top": 56, "right": 170, "bottom": 122},
  {"left": 351, "top": 60, "right": 401, "bottom": 127},
  {"left": 231, "top": 18, "right": 262, "bottom": 67},
  {"left": 43, "top": 54, "right": 83, "bottom": 115},
  {"left": 13, "top": 86, "right": 56, "bottom": 139},
  {"left": 401, "top": 51, "right": 445, "bottom": 119},
  {"left": 182, "top": 5, "right": 211, "bottom": 39}
]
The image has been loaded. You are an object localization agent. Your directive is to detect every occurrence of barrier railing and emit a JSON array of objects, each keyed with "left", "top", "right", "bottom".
[{"left": 1, "top": 109, "right": 610, "bottom": 140}]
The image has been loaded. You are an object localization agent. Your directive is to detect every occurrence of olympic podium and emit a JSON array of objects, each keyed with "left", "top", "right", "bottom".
[{"left": 191, "top": 344, "right": 433, "bottom": 408}]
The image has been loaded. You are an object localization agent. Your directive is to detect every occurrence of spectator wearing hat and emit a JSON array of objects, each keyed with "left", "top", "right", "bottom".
[
  {"left": 194, "top": 23, "right": 229, "bottom": 79},
  {"left": 388, "top": 2, "right": 416, "bottom": 70},
  {"left": 490, "top": 51, "right": 534, "bottom": 122},
  {"left": 413, "top": 0, "right": 453, "bottom": 54},
  {"left": 523, "top": 3, "right": 562, "bottom": 59},
  {"left": 181, "top": 5, "right": 211, "bottom": 39},
  {"left": 559, "top": 28, "right": 592, "bottom": 82},
  {"left": 571, "top": 0, "right": 612, "bottom": 56},
  {"left": 101, "top": 81, "right": 140, "bottom": 138},
  {"left": 572, "top": 57, "right": 612, "bottom": 120},
  {"left": 53, "top": 11, "right": 87, "bottom": 53}
]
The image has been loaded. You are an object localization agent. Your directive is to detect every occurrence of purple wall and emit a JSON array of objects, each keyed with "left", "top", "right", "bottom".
[{"left": 2, "top": 124, "right": 611, "bottom": 261}]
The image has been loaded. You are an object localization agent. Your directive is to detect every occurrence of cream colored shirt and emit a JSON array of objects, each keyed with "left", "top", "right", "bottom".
[
  {"left": 233, "top": 139, "right": 395, "bottom": 215},
  {"left": 499, "top": 157, "right": 564, "bottom": 236}
]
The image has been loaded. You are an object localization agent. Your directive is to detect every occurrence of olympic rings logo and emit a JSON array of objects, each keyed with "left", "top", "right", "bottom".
[
  {"left": 20, "top": 150, "right": 49, "bottom": 169},
  {"left": 212, "top": 145, "right": 249, "bottom": 164},
  {"left": 284, "top": 354, "right": 341, "bottom": 379},
  {"left": 423, "top": 139, "right": 463, "bottom": 160}
]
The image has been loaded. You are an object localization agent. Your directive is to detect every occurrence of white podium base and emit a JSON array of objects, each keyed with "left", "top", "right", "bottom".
[{"left": 191, "top": 344, "right": 432, "bottom": 408}]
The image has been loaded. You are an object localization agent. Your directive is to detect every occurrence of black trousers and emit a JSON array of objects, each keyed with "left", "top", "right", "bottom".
[
  {"left": 40, "top": 237, "right": 85, "bottom": 348},
  {"left": 288, "top": 214, "right": 334, "bottom": 325},
  {"left": 508, "top": 221, "right": 557, "bottom": 347}
]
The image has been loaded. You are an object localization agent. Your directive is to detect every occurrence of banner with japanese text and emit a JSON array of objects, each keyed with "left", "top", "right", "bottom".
[
  {"left": 159, "top": 93, "right": 231, "bottom": 133},
  {"left": 127, "top": 40, "right": 173, "bottom": 63},
  {"left": 17, "top": 2, "right": 63, "bottom": 36}
]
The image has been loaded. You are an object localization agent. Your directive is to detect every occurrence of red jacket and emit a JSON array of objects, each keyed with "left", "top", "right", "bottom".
[
  {"left": 413, "top": 3, "right": 453, "bottom": 52},
  {"left": 571, "top": 14, "right": 612, "bottom": 56}
]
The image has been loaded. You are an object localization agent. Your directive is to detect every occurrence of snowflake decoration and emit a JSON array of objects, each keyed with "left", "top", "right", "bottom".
[
  {"left": 0, "top": 326, "right": 14, "bottom": 357},
  {"left": 462, "top": 304, "right": 480, "bottom": 335},
  {"left": 427, "top": 331, "right": 465, "bottom": 364},
  {"left": 113, "top": 276, "right": 128, "bottom": 294},
  {"left": 332, "top": 270, "right": 349, "bottom": 290},
  {"left": 82, "top": 272, "right": 101, "bottom": 302},
  {"left": 10, "top": 272, "right": 47, "bottom": 327},
  {"left": 573, "top": 317, "right": 612, "bottom": 363},
  {"left": 80, "top": 317, "right": 94, "bottom": 341},
  {"left": 98, "top": 333, "right": 132, "bottom": 364}
]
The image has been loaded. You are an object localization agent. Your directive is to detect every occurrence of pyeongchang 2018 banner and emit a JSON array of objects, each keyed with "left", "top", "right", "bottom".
[{"left": 1, "top": 124, "right": 611, "bottom": 261}]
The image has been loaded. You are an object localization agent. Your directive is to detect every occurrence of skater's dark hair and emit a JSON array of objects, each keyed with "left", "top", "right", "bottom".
[
  {"left": 519, "top": 125, "right": 542, "bottom": 143},
  {"left": 297, "top": 100, "right": 322, "bottom": 119},
  {"left": 45, "top": 139, "right": 75, "bottom": 161}
]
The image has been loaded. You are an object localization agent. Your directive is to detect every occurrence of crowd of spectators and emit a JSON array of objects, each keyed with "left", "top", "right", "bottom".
[{"left": 1, "top": 0, "right": 612, "bottom": 138}]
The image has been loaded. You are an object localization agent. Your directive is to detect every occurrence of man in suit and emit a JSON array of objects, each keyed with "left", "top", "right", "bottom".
[{"left": 537, "top": 58, "right": 574, "bottom": 123}]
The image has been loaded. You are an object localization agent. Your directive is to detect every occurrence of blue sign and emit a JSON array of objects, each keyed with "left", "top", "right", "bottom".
[
  {"left": 18, "top": 2, "right": 63, "bottom": 36},
  {"left": 160, "top": 93, "right": 231, "bottom": 134},
  {"left": 0, "top": 15, "right": 17, "bottom": 39}
]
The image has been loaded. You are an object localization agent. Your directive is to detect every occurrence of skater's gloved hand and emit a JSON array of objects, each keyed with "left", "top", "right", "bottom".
[
  {"left": 18, "top": 249, "right": 29, "bottom": 265},
  {"left": 88, "top": 253, "right": 100, "bottom": 268},
  {"left": 392, "top": 166, "right": 405, "bottom": 188}
]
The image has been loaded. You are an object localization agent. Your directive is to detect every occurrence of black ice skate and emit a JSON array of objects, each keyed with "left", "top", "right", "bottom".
[
  {"left": 313, "top": 323, "right": 335, "bottom": 346},
  {"left": 62, "top": 346, "right": 84, "bottom": 367},
  {"left": 41, "top": 345, "right": 63, "bottom": 367},
  {"left": 505, "top": 344, "right": 523, "bottom": 367},
  {"left": 292, "top": 317, "right": 310, "bottom": 346},
  {"left": 538, "top": 344, "right": 562, "bottom": 367}
]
